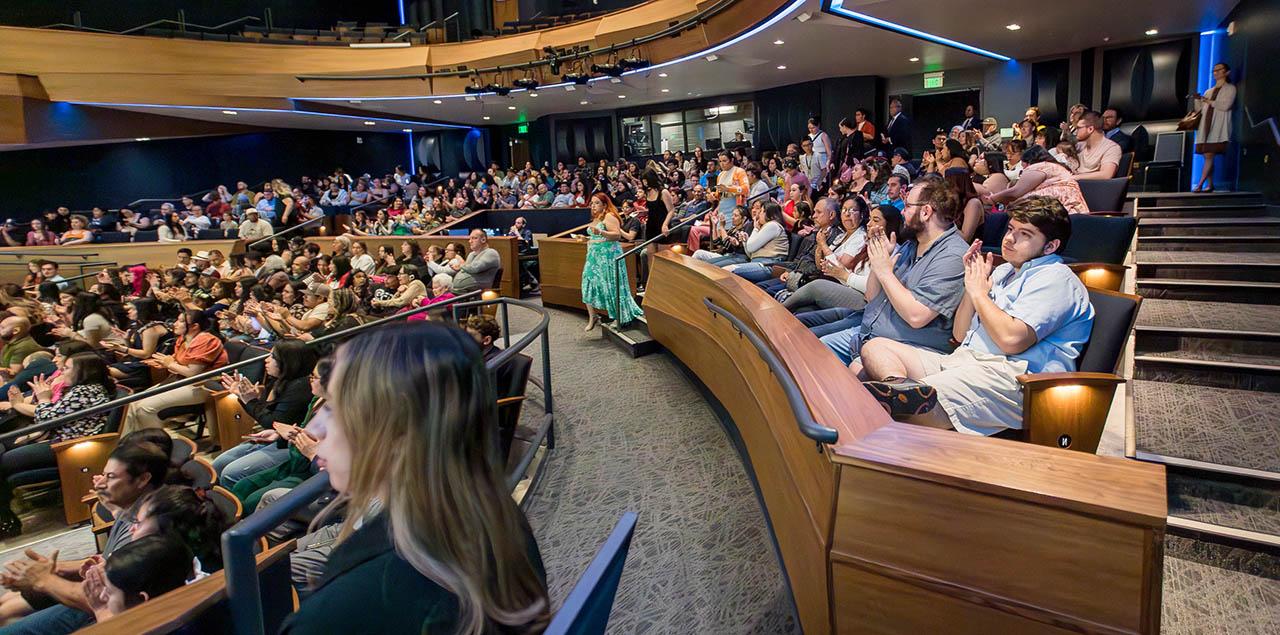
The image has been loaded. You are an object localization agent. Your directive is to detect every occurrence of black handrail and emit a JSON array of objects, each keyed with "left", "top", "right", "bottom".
[
  {"left": 245, "top": 216, "right": 323, "bottom": 250},
  {"left": 703, "top": 297, "right": 838, "bottom": 447},
  {"left": 0, "top": 252, "right": 100, "bottom": 259},
  {"left": 222, "top": 297, "right": 555, "bottom": 634},
  {"left": 0, "top": 288, "right": 483, "bottom": 443},
  {"left": 41, "top": 15, "right": 261, "bottom": 36},
  {"left": 613, "top": 184, "right": 779, "bottom": 263},
  {"left": 295, "top": 0, "right": 740, "bottom": 81},
  {"left": 20, "top": 263, "right": 139, "bottom": 290}
]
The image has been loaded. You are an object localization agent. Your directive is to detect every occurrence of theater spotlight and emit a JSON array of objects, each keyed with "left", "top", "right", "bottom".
[
  {"left": 513, "top": 68, "right": 540, "bottom": 90},
  {"left": 618, "top": 46, "right": 650, "bottom": 71},
  {"left": 464, "top": 73, "right": 487, "bottom": 95},
  {"left": 484, "top": 71, "right": 511, "bottom": 96},
  {"left": 562, "top": 59, "right": 591, "bottom": 85},
  {"left": 592, "top": 50, "right": 624, "bottom": 77}
]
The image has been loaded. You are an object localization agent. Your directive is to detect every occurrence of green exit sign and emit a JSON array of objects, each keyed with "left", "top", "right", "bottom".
[
  {"left": 924, "top": 72, "right": 944, "bottom": 89},
  {"left": 517, "top": 123, "right": 529, "bottom": 134}
]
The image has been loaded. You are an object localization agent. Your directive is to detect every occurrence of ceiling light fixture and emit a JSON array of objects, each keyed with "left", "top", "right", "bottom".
[
  {"left": 580, "top": 100, "right": 589, "bottom": 105},
  {"left": 221, "top": 110, "right": 237, "bottom": 115},
  {"left": 1005, "top": 24, "right": 1021, "bottom": 31},
  {"left": 661, "top": 88, "right": 670, "bottom": 93},
  {"left": 618, "top": 48, "right": 650, "bottom": 71},
  {"left": 513, "top": 75, "right": 540, "bottom": 91},
  {"left": 773, "top": 39, "right": 785, "bottom": 45},
  {"left": 618, "top": 94, "right": 626, "bottom": 99},
  {"left": 433, "top": 99, "right": 442, "bottom": 104},
  {"left": 1145, "top": 28, "right": 1159, "bottom": 36},
  {"left": 658, "top": 72, "right": 668, "bottom": 78},
  {"left": 507, "top": 105, "right": 516, "bottom": 110},
  {"left": 402, "top": 128, "right": 412, "bottom": 132},
  {"left": 483, "top": 115, "right": 491, "bottom": 120},
  {"left": 704, "top": 54, "right": 719, "bottom": 62},
  {"left": 777, "top": 65, "right": 787, "bottom": 70},
  {"left": 529, "top": 92, "right": 538, "bottom": 97},
  {"left": 464, "top": 73, "right": 487, "bottom": 95},
  {"left": 134, "top": 137, "right": 151, "bottom": 142},
  {"left": 909, "top": 57, "right": 920, "bottom": 62},
  {"left": 363, "top": 121, "right": 376, "bottom": 126}
]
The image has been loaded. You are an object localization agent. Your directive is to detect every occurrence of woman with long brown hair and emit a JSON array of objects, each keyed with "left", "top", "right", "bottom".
[
  {"left": 284, "top": 322, "right": 549, "bottom": 634},
  {"left": 579, "top": 192, "right": 643, "bottom": 330}
]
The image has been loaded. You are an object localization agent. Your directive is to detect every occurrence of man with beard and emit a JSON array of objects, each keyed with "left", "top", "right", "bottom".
[{"left": 819, "top": 175, "right": 968, "bottom": 369}]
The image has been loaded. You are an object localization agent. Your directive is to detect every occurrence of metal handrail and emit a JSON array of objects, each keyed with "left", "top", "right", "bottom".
[
  {"left": 703, "top": 298, "right": 838, "bottom": 447},
  {"left": 222, "top": 296, "right": 555, "bottom": 634},
  {"left": 0, "top": 252, "right": 100, "bottom": 259},
  {"left": 0, "top": 288, "right": 483, "bottom": 443},
  {"left": 245, "top": 216, "right": 323, "bottom": 250},
  {"left": 613, "top": 185, "right": 779, "bottom": 263},
  {"left": 20, "top": 263, "right": 138, "bottom": 290},
  {"left": 296, "top": 0, "right": 740, "bottom": 81},
  {"left": 41, "top": 15, "right": 261, "bottom": 36}
]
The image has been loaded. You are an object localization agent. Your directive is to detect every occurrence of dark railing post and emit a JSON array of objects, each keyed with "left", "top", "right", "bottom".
[
  {"left": 540, "top": 324, "right": 554, "bottom": 448},
  {"left": 500, "top": 302, "right": 511, "bottom": 349}
]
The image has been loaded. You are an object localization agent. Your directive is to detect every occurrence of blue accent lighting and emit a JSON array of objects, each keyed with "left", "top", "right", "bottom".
[
  {"left": 823, "top": 0, "right": 1012, "bottom": 62},
  {"left": 1191, "top": 27, "right": 1227, "bottom": 189}
]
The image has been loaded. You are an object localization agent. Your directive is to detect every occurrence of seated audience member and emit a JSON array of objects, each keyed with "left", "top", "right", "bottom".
[
  {"left": 58, "top": 215, "right": 94, "bottom": 246},
  {"left": 51, "top": 292, "right": 118, "bottom": 348},
  {"left": 348, "top": 241, "right": 376, "bottom": 276},
  {"left": 156, "top": 213, "right": 186, "bottom": 243},
  {"left": 405, "top": 275, "right": 458, "bottom": 322},
  {"left": 120, "top": 310, "right": 227, "bottom": 433},
  {"left": 23, "top": 221, "right": 57, "bottom": 247},
  {"left": 0, "top": 443, "right": 167, "bottom": 631},
  {"left": 37, "top": 261, "right": 68, "bottom": 291},
  {"left": 0, "top": 318, "right": 43, "bottom": 381},
  {"left": 371, "top": 266, "right": 428, "bottom": 311},
  {"left": 282, "top": 322, "right": 548, "bottom": 633},
  {"left": 103, "top": 299, "right": 171, "bottom": 390},
  {"left": 238, "top": 208, "right": 274, "bottom": 241},
  {"left": 300, "top": 289, "right": 369, "bottom": 342},
  {"left": 733, "top": 197, "right": 843, "bottom": 292},
  {"left": 230, "top": 360, "right": 329, "bottom": 513},
  {"left": 1071, "top": 111, "right": 1121, "bottom": 180},
  {"left": 978, "top": 117, "right": 1003, "bottom": 152},
  {"left": 211, "top": 340, "right": 318, "bottom": 487},
  {"left": 0, "top": 353, "right": 114, "bottom": 535},
  {"left": 265, "top": 283, "right": 332, "bottom": 335},
  {"left": 180, "top": 206, "right": 211, "bottom": 238},
  {"left": 84, "top": 534, "right": 195, "bottom": 626},
  {"left": 450, "top": 230, "right": 501, "bottom": 293},
  {"left": 819, "top": 178, "right": 967, "bottom": 368},
  {"left": 787, "top": 204, "right": 903, "bottom": 334},
  {"left": 1101, "top": 108, "right": 1133, "bottom": 153},
  {"left": 692, "top": 200, "right": 788, "bottom": 267},
  {"left": 983, "top": 146, "right": 1090, "bottom": 215},
  {"left": 946, "top": 170, "right": 986, "bottom": 242},
  {"left": 860, "top": 197, "right": 1094, "bottom": 436}
]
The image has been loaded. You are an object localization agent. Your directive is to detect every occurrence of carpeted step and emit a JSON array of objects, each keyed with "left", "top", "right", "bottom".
[
  {"left": 1136, "top": 203, "right": 1272, "bottom": 219},
  {"left": 1138, "top": 217, "right": 1280, "bottom": 237},
  {"left": 1135, "top": 350, "right": 1280, "bottom": 392},
  {"left": 1133, "top": 379, "right": 1280, "bottom": 475},
  {"left": 1136, "top": 251, "right": 1280, "bottom": 282},
  {"left": 1161, "top": 533, "right": 1280, "bottom": 634},
  {"left": 1167, "top": 469, "right": 1280, "bottom": 537},
  {"left": 1137, "top": 279, "right": 1280, "bottom": 305},
  {"left": 1132, "top": 191, "right": 1264, "bottom": 208},
  {"left": 1134, "top": 299, "right": 1280, "bottom": 359},
  {"left": 1137, "top": 235, "right": 1280, "bottom": 252}
]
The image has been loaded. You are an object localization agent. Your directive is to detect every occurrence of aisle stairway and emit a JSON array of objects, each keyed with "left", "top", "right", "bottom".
[{"left": 1128, "top": 192, "right": 1280, "bottom": 633}]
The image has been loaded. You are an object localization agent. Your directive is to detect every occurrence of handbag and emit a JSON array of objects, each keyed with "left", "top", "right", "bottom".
[{"left": 1176, "top": 110, "right": 1201, "bottom": 132}]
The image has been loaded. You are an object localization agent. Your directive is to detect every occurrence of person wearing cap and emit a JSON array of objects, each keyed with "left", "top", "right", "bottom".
[
  {"left": 192, "top": 251, "right": 217, "bottom": 276},
  {"left": 266, "top": 282, "right": 331, "bottom": 334},
  {"left": 978, "top": 117, "right": 1003, "bottom": 153},
  {"left": 238, "top": 208, "right": 274, "bottom": 241},
  {"left": 890, "top": 148, "right": 917, "bottom": 181}
]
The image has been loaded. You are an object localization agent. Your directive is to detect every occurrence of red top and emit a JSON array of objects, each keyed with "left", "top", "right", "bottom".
[
  {"left": 174, "top": 332, "right": 228, "bottom": 369},
  {"left": 26, "top": 230, "right": 58, "bottom": 246}
]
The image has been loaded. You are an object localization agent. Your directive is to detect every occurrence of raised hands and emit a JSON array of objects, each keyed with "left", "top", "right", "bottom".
[
  {"left": 962, "top": 239, "right": 995, "bottom": 301},
  {"left": 865, "top": 228, "right": 899, "bottom": 278}
]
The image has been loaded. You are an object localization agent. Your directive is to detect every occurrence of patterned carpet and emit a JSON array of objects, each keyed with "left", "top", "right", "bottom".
[
  {"left": 1136, "top": 299, "right": 1280, "bottom": 332},
  {"left": 1133, "top": 380, "right": 1280, "bottom": 472},
  {"left": 515, "top": 305, "right": 800, "bottom": 634},
  {"left": 1136, "top": 251, "right": 1280, "bottom": 264},
  {"left": 1167, "top": 472, "right": 1280, "bottom": 535},
  {"left": 1163, "top": 541, "right": 1280, "bottom": 634}
]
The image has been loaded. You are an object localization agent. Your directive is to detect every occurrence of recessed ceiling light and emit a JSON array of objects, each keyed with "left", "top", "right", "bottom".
[
  {"left": 1005, "top": 24, "right": 1021, "bottom": 31},
  {"left": 507, "top": 105, "right": 516, "bottom": 110},
  {"left": 618, "top": 94, "right": 626, "bottom": 99},
  {"left": 796, "top": 12, "right": 812, "bottom": 22},
  {"left": 1145, "top": 28, "right": 1159, "bottom": 36},
  {"left": 529, "top": 93, "right": 538, "bottom": 97},
  {"left": 349, "top": 99, "right": 362, "bottom": 104},
  {"left": 432, "top": 99, "right": 442, "bottom": 104},
  {"left": 909, "top": 57, "right": 920, "bottom": 62},
  {"left": 221, "top": 110, "right": 237, "bottom": 115},
  {"left": 482, "top": 115, "right": 491, "bottom": 120},
  {"left": 776, "top": 65, "right": 787, "bottom": 70},
  {"left": 134, "top": 137, "right": 150, "bottom": 142},
  {"left": 464, "top": 96, "right": 476, "bottom": 101},
  {"left": 661, "top": 88, "right": 670, "bottom": 93},
  {"left": 565, "top": 86, "right": 576, "bottom": 92},
  {"left": 687, "top": 92, "right": 694, "bottom": 95},
  {"left": 705, "top": 54, "right": 719, "bottom": 62},
  {"left": 363, "top": 121, "right": 375, "bottom": 126},
  {"left": 402, "top": 128, "right": 412, "bottom": 132},
  {"left": 658, "top": 72, "right": 668, "bottom": 78},
  {"left": 773, "top": 39, "right": 785, "bottom": 45},
  {"left": 580, "top": 100, "right": 589, "bottom": 105}
]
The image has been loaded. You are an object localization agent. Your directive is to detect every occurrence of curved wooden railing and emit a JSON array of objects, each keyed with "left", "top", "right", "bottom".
[{"left": 642, "top": 250, "right": 1167, "bottom": 635}]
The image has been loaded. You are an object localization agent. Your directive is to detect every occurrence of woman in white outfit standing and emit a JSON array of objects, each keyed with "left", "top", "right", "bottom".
[
  {"left": 807, "top": 117, "right": 832, "bottom": 188},
  {"left": 1193, "top": 62, "right": 1235, "bottom": 193}
]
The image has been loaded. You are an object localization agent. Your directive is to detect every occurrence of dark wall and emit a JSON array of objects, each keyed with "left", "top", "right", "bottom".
[
  {"left": 1031, "top": 58, "right": 1071, "bottom": 127},
  {"left": 0, "top": 1, "right": 397, "bottom": 31},
  {"left": 1101, "top": 38, "right": 1193, "bottom": 122},
  {"left": 755, "top": 75, "right": 882, "bottom": 152},
  {"left": 1223, "top": 0, "right": 1280, "bottom": 201},
  {"left": 0, "top": 130, "right": 412, "bottom": 219},
  {"left": 414, "top": 128, "right": 487, "bottom": 177}
]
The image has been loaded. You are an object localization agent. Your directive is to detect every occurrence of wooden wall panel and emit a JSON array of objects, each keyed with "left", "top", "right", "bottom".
[
  {"left": 535, "top": 236, "right": 639, "bottom": 310},
  {"left": 0, "top": 239, "right": 243, "bottom": 286}
]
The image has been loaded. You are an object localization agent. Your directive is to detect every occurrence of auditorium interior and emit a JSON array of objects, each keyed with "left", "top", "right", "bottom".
[{"left": 0, "top": 0, "right": 1277, "bottom": 632}]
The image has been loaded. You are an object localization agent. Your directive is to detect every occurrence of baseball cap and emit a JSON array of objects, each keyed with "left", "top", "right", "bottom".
[
  {"left": 303, "top": 282, "right": 331, "bottom": 299},
  {"left": 982, "top": 117, "right": 998, "bottom": 126}
]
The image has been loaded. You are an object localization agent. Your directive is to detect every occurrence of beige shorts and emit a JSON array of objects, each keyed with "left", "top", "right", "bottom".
[{"left": 913, "top": 347, "right": 1028, "bottom": 436}]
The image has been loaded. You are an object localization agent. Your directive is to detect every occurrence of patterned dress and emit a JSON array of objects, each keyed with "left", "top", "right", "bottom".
[{"left": 580, "top": 221, "right": 644, "bottom": 325}]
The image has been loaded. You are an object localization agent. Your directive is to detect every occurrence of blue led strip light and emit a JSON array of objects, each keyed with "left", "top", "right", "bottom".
[
  {"left": 823, "top": 0, "right": 1012, "bottom": 62},
  {"left": 58, "top": 102, "right": 472, "bottom": 130}
]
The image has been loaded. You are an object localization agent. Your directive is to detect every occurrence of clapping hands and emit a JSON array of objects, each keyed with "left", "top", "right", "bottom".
[
  {"left": 865, "top": 227, "right": 899, "bottom": 278},
  {"left": 962, "top": 239, "right": 994, "bottom": 301}
]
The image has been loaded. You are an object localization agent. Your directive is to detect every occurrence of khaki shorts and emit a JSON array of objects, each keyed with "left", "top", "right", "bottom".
[{"left": 913, "top": 347, "right": 1028, "bottom": 436}]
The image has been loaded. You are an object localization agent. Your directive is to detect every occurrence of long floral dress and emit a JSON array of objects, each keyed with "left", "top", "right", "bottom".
[{"left": 580, "top": 221, "right": 644, "bottom": 325}]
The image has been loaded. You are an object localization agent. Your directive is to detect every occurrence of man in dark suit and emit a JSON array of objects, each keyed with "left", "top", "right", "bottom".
[
  {"left": 881, "top": 97, "right": 912, "bottom": 155},
  {"left": 1101, "top": 108, "right": 1133, "bottom": 153},
  {"left": 958, "top": 104, "right": 980, "bottom": 131}
]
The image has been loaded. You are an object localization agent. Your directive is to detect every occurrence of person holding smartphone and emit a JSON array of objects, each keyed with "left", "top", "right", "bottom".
[{"left": 210, "top": 340, "right": 319, "bottom": 488}]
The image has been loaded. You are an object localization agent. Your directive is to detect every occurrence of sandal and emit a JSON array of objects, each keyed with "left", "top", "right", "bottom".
[{"left": 863, "top": 379, "right": 939, "bottom": 418}]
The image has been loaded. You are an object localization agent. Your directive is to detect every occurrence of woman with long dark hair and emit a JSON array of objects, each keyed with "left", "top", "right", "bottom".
[
  {"left": 212, "top": 339, "right": 319, "bottom": 488},
  {"left": 104, "top": 298, "right": 173, "bottom": 389},
  {"left": 580, "top": 192, "right": 643, "bottom": 330},
  {"left": 283, "top": 322, "right": 549, "bottom": 634},
  {"left": 120, "top": 310, "right": 226, "bottom": 433},
  {"left": 52, "top": 292, "right": 117, "bottom": 347}
]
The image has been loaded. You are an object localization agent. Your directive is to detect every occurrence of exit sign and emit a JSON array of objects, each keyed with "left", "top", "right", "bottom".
[
  {"left": 517, "top": 123, "right": 529, "bottom": 134},
  {"left": 924, "top": 71, "right": 944, "bottom": 89}
]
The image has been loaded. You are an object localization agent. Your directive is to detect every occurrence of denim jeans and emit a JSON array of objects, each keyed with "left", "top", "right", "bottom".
[
  {"left": 796, "top": 308, "right": 863, "bottom": 338},
  {"left": 213, "top": 442, "right": 292, "bottom": 489},
  {"left": 819, "top": 325, "right": 865, "bottom": 366},
  {"left": 0, "top": 605, "right": 94, "bottom": 635},
  {"left": 731, "top": 263, "right": 774, "bottom": 282}
]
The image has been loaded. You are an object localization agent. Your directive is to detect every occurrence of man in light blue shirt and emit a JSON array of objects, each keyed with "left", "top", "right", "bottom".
[{"left": 859, "top": 196, "right": 1094, "bottom": 435}]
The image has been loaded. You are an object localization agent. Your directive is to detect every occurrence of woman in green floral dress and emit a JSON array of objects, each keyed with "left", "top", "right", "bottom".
[{"left": 581, "top": 192, "right": 643, "bottom": 330}]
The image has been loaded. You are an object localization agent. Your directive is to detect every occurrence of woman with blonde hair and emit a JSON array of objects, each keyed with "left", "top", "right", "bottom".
[
  {"left": 283, "top": 322, "right": 549, "bottom": 634},
  {"left": 580, "top": 192, "right": 643, "bottom": 330}
]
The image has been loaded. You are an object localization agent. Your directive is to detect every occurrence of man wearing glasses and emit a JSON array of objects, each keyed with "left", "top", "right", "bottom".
[{"left": 819, "top": 177, "right": 968, "bottom": 372}]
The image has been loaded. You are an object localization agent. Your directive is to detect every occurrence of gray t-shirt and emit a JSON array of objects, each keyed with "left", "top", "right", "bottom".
[
  {"left": 103, "top": 499, "right": 142, "bottom": 557},
  {"left": 859, "top": 225, "right": 968, "bottom": 353}
]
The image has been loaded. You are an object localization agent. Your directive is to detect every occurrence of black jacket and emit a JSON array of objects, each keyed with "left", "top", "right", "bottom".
[
  {"left": 884, "top": 113, "right": 912, "bottom": 154},
  {"left": 1105, "top": 128, "right": 1133, "bottom": 154},
  {"left": 245, "top": 376, "right": 314, "bottom": 428},
  {"left": 281, "top": 513, "right": 545, "bottom": 634}
]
